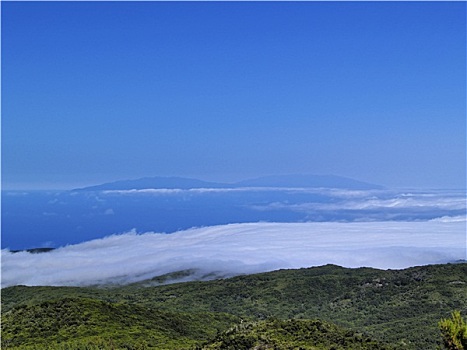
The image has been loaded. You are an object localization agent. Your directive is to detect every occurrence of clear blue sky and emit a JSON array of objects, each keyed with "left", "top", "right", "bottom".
[{"left": 2, "top": 1, "right": 466, "bottom": 190}]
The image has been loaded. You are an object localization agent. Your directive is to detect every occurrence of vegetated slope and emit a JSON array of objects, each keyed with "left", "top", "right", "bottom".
[
  {"left": 200, "top": 318, "right": 393, "bottom": 350},
  {"left": 3, "top": 264, "right": 466, "bottom": 349},
  {"left": 1, "top": 297, "right": 239, "bottom": 349},
  {"left": 1, "top": 298, "right": 392, "bottom": 350},
  {"left": 115, "top": 263, "right": 467, "bottom": 349}
]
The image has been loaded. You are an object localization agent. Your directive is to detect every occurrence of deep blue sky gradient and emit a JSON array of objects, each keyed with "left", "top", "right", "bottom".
[{"left": 2, "top": 1, "right": 466, "bottom": 189}]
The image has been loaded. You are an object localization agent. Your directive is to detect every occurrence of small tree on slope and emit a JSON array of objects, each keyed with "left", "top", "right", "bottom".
[{"left": 439, "top": 310, "right": 467, "bottom": 350}]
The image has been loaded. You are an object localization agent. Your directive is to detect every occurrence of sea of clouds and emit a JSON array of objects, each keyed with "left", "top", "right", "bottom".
[
  {"left": 3, "top": 187, "right": 465, "bottom": 250},
  {"left": 2, "top": 220, "right": 465, "bottom": 288}
]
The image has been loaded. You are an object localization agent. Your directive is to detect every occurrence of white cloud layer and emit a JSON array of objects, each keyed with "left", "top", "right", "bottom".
[
  {"left": 2, "top": 221, "right": 466, "bottom": 288},
  {"left": 249, "top": 191, "right": 466, "bottom": 212},
  {"left": 101, "top": 188, "right": 466, "bottom": 220}
]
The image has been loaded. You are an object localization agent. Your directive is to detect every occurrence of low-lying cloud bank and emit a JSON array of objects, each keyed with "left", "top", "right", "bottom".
[{"left": 2, "top": 220, "right": 466, "bottom": 288}]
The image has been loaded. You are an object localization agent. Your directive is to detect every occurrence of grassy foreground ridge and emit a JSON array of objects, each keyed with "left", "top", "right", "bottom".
[{"left": 2, "top": 263, "right": 466, "bottom": 349}]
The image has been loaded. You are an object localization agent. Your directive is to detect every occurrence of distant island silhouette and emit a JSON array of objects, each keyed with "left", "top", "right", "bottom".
[{"left": 75, "top": 174, "right": 384, "bottom": 191}]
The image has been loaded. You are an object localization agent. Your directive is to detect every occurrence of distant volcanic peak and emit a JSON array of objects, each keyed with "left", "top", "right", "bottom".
[
  {"left": 234, "top": 174, "right": 384, "bottom": 190},
  {"left": 74, "top": 176, "right": 228, "bottom": 191},
  {"left": 75, "top": 174, "right": 384, "bottom": 192}
]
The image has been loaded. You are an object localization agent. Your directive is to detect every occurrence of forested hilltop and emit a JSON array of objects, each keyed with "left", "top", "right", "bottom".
[{"left": 2, "top": 263, "right": 466, "bottom": 349}]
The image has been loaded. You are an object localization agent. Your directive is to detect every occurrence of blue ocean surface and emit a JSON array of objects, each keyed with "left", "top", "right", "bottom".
[{"left": 2, "top": 187, "right": 466, "bottom": 250}]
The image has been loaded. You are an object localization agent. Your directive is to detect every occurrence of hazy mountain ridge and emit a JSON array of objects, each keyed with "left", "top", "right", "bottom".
[
  {"left": 3, "top": 263, "right": 466, "bottom": 349},
  {"left": 75, "top": 174, "right": 384, "bottom": 191},
  {"left": 235, "top": 174, "right": 385, "bottom": 190},
  {"left": 74, "top": 176, "right": 229, "bottom": 191}
]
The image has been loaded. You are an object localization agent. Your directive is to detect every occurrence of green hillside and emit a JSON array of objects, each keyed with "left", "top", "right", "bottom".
[
  {"left": 200, "top": 318, "right": 393, "bottom": 350},
  {"left": 1, "top": 297, "right": 239, "bottom": 349},
  {"left": 2, "top": 263, "right": 466, "bottom": 349},
  {"left": 1, "top": 299, "right": 391, "bottom": 350}
]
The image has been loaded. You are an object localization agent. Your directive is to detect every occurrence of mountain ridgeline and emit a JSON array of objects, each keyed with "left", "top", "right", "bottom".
[
  {"left": 75, "top": 174, "right": 385, "bottom": 191},
  {"left": 2, "top": 263, "right": 466, "bottom": 349}
]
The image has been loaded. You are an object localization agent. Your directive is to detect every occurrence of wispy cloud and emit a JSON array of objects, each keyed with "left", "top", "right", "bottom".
[
  {"left": 429, "top": 216, "right": 467, "bottom": 223},
  {"left": 2, "top": 221, "right": 465, "bottom": 288},
  {"left": 101, "top": 188, "right": 466, "bottom": 212},
  {"left": 249, "top": 190, "right": 466, "bottom": 217}
]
